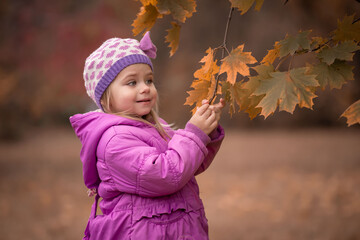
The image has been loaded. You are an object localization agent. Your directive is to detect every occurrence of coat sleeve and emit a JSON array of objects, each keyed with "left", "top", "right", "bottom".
[
  {"left": 99, "top": 126, "right": 211, "bottom": 197},
  {"left": 184, "top": 123, "right": 225, "bottom": 176}
]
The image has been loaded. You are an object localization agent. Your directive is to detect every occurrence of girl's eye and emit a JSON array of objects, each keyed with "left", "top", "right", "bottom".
[
  {"left": 146, "top": 79, "right": 153, "bottom": 85},
  {"left": 127, "top": 81, "right": 136, "bottom": 86}
]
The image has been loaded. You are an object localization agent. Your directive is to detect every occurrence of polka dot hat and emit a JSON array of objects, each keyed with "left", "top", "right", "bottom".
[{"left": 83, "top": 32, "right": 157, "bottom": 110}]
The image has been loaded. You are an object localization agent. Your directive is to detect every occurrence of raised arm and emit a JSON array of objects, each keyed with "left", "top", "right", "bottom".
[{"left": 97, "top": 124, "right": 211, "bottom": 198}]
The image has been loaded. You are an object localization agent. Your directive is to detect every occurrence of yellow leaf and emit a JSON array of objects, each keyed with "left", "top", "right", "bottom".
[
  {"left": 157, "top": 0, "right": 196, "bottom": 23},
  {"left": 229, "top": 0, "right": 264, "bottom": 15},
  {"left": 165, "top": 22, "right": 181, "bottom": 56},
  {"left": 333, "top": 15, "right": 360, "bottom": 43},
  {"left": 219, "top": 44, "right": 257, "bottom": 85},
  {"left": 341, "top": 99, "right": 360, "bottom": 126},
  {"left": 132, "top": 3, "right": 161, "bottom": 36}
]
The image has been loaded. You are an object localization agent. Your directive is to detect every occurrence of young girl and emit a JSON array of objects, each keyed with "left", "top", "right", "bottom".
[{"left": 70, "top": 32, "right": 225, "bottom": 240}]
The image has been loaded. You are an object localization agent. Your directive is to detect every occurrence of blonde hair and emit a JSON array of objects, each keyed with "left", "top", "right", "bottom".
[{"left": 100, "top": 86, "right": 170, "bottom": 140}]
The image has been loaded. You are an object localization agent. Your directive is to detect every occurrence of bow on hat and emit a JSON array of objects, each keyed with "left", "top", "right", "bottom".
[{"left": 139, "top": 32, "right": 157, "bottom": 59}]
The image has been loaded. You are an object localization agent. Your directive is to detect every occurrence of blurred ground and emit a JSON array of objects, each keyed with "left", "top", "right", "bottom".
[{"left": 0, "top": 126, "right": 359, "bottom": 240}]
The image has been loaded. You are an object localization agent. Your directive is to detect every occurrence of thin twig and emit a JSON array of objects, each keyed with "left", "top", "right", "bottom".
[
  {"left": 275, "top": 54, "right": 291, "bottom": 71},
  {"left": 209, "top": 7, "right": 234, "bottom": 104},
  {"left": 288, "top": 55, "right": 294, "bottom": 72},
  {"left": 352, "top": 16, "right": 360, "bottom": 24}
]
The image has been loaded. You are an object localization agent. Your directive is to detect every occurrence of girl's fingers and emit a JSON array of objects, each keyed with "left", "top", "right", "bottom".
[
  {"left": 202, "top": 108, "right": 212, "bottom": 119},
  {"left": 202, "top": 99, "right": 209, "bottom": 105},
  {"left": 207, "top": 110, "right": 216, "bottom": 123},
  {"left": 196, "top": 103, "right": 209, "bottom": 115}
]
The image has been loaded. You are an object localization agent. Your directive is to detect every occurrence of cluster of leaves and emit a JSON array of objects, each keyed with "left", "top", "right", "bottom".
[
  {"left": 132, "top": 0, "right": 196, "bottom": 56},
  {"left": 185, "top": 11, "right": 360, "bottom": 125},
  {"left": 132, "top": 0, "right": 360, "bottom": 126}
]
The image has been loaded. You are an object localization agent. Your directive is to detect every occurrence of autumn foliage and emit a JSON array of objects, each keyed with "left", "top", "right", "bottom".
[{"left": 132, "top": 0, "right": 360, "bottom": 126}]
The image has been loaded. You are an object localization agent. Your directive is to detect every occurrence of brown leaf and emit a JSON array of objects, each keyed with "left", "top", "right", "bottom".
[
  {"left": 332, "top": 15, "right": 360, "bottom": 43},
  {"left": 157, "top": 0, "right": 196, "bottom": 23}
]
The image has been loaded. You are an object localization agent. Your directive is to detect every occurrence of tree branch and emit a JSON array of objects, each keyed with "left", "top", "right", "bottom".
[
  {"left": 353, "top": 16, "right": 360, "bottom": 24},
  {"left": 209, "top": 7, "right": 234, "bottom": 104}
]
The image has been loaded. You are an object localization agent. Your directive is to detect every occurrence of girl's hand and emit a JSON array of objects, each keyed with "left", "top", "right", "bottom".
[
  {"left": 208, "top": 98, "right": 225, "bottom": 124},
  {"left": 189, "top": 98, "right": 225, "bottom": 135}
]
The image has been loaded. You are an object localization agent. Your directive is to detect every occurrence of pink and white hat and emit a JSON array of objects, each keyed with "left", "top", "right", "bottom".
[{"left": 83, "top": 32, "right": 157, "bottom": 109}]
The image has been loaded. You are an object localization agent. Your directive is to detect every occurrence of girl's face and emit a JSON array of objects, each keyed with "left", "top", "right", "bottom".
[{"left": 107, "top": 64, "right": 157, "bottom": 117}]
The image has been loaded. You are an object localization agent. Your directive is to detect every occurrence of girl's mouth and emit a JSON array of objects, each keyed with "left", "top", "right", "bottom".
[{"left": 137, "top": 99, "right": 151, "bottom": 103}]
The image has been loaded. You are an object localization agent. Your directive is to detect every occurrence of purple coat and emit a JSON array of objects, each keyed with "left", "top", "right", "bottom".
[{"left": 70, "top": 111, "right": 224, "bottom": 240}]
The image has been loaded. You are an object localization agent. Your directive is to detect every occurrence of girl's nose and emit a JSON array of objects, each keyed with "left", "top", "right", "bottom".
[{"left": 140, "top": 82, "right": 150, "bottom": 93}]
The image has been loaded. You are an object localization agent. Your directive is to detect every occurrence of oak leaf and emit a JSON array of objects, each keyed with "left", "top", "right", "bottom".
[
  {"left": 157, "top": 0, "right": 196, "bottom": 23},
  {"left": 341, "top": 99, "right": 360, "bottom": 126},
  {"left": 219, "top": 44, "right": 257, "bottom": 85},
  {"left": 253, "top": 67, "right": 319, "bottom": 118},
  {"left": 317, "top": 41, "right": 360, "bottom": 65},
  {"left": 278, "top": 31, "right": 311, "bottom": 58},
  {"left": 229, "top": 0, "right": 264, "bottom": 15},
  {"left": 132, "top": 3, "right": 161, "bottom": 36},
  {"left": 333, "top": 15, "right": 360, "bottom": 43},
  {"left": 308, "top": 60, "right": 354, "bottom": 90},
  {"left": 165, "top": 22, "right": 181, "bottom": 56}
]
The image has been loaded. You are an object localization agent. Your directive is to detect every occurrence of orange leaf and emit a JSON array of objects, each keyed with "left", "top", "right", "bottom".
[
  {"left": 219, "top": 44, "right": 257, "bottom": 85},
  {"left": 185, "top": 48, "right": 221, "bottom": 112},
  {"left": 165, "top": 22, "right": 181, "bottom": 56},
  {"left": 194, "top": 48, "right": 219, "bottom": 81},
  {"left": 139, "top": 0, "right": 157, "bottom": 5},
  {"left": 261, "top": 41, "right": 280, "bottom": 64},
  {"left": 185, "top": 79, "right": 212, "bottom": 114},
  {"left": 132, "top": 3, "right": 161, "bottom": 36}
]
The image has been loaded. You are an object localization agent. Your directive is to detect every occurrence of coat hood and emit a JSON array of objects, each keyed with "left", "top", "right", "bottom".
[{"left": 69, "top": 110, "right": 147, "bottom": 190}]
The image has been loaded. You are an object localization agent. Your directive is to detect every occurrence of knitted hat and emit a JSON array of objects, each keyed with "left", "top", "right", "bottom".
[{"left": 83, "top": 32, "right": 157, "bottom": 110}]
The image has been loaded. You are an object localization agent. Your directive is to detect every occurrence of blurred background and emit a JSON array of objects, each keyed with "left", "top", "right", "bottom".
[{"left": 0, "top": 0, "right": 359, "bottom": 239}]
